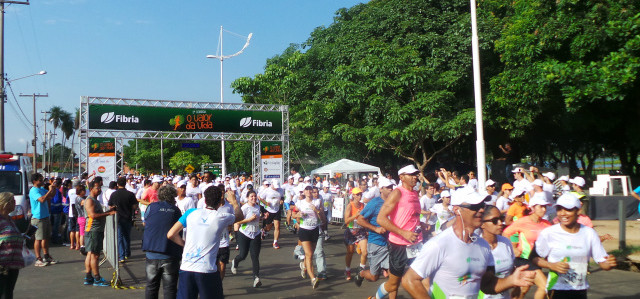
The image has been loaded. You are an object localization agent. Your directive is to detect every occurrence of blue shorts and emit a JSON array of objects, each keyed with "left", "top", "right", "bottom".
[{"left": 67, "top": 217, "right": 79, "bottom": 232}]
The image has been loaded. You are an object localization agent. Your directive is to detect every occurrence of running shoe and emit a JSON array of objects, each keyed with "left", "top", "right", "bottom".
[
  {"left": 345, "top": 269, "right": 352, "bottom": 281},
  {"left": 311, "top": 277, "right": 319, "bottom": 289},
  {"left": 253, "top": 277, "right": 262, "bottom": 288},
  {"left": 93, "top": 277, "right": 110, "bottom": 287},
  {"left": 83, "top": 277, "right": 94, "bottom": 285},
  {"left": 44, "top": 255, "right": 58, "bottom": 265},
  {"left": 80, "top": 246, "right": 87, "bottom": 256},
  {"left": 34, "top": 258, "right": 48, "bottom": 267},
  {"left": 235, "top": 244, "right": 239, "bottom": 250},
  {"left": 324, "top": 232, "right": 331, "bottom": 241},
  {"left": 354, "top": 269, "right": 364, "bottom": 287},
  {"left": 300, "top": 261, "right": 307, "bottom": 279},
  {"left": 273, "top": 242, "right": 280, "bottom": 249},
  {"left": 317, "top": 273, "right": 328, "bottom": 280},
  {"left": 231, "top": 259, "right": 237, "bottom": 274}
]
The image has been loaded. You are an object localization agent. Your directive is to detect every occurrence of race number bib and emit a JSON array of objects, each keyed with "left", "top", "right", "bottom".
[
  {"left": 406, "top": 242, "right": 423, "bottom": 259},
  {"left": 241, "top": 223, "right": 259, "bottom": 233},
  {"left": 559, "top": 262, "right": 587, "bottom": 289}
]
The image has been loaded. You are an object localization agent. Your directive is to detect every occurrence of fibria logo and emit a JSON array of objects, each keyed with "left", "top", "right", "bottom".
[
  {"left": 239, "top": 117, "right": 272, "bottom": 128},
  {"left": 100, "top": 112, "right": 139, "bottom": 124}
]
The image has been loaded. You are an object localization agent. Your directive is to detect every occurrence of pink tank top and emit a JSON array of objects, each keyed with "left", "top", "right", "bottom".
[{"left": 388, "top": 185, "right": 422, "bottom": 245}]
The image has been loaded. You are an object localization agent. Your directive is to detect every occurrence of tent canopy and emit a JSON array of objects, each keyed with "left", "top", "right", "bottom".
[{"left": 309, "top": 159, "right": 381, "bottom": 177}]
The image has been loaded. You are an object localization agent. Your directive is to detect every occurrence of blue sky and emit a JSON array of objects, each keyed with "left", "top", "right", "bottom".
[{"left": 4, "top": 0, "right": 365, "bottom": 154}]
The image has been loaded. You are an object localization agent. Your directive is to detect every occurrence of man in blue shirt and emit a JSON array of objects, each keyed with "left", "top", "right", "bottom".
[
  {"left": 354, "top": 177, "right": 395, "bottom": 287},
  {"left": 29, "top": 173, "right": 58, "bottom": 267}
]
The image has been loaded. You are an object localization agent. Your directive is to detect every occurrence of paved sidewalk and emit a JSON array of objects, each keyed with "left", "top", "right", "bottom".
[{"left": 14, "top": 223, "right": 640, "bottom": 299}]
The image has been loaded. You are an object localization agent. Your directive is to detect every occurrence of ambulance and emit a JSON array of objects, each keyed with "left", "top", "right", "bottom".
[{"left": 0, "top": 154, "right": 33, "bottom": 230}]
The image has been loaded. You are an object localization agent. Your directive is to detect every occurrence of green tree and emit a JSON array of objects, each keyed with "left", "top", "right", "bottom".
[
  {"left": 233, "top": 0, "right": 501, "bottom": 171},
  {"left": 169, "top": 151, "right": 213, "bottom": 175}
]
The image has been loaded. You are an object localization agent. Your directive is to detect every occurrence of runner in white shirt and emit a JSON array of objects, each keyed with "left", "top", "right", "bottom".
[
  {"left": 199, "top": 171, "right": 216, "bottom": 199},
  {"left": 495, "top": 183, "right": 514, "bottom": 214},
  {"left": 259, "top": 180, "right": 284, "bottom": 249},
  {"left": 167, "top": 186, "right": 243, "bottom": 299},
  {"left": 293, "top": 185, "right": 327, "bottom": 289},
  {"left": 185, "top": 175, "right": 201, "bottom": 200},
  {"left": 481, "top": 179, "right": 499, "bottom": 206},
  {"left": 480, "top": 205, "right": 515, "bottom": 299},
  {"left": 419, "top": 184, "right": 437, "bottom": 227},
  {"left": 533, "top": 193, "right": 616, "bottom": 299},
  {"left": 230, "top": 190, "right": 264, "bottom": 288},
  {"left": 174, "top": 181, "right": 196, "bottom": 214},
  {"left": 429, "top": 190, "right": 454, "bottom": 235},
  {"left": 402, "top": 189, "right": 536, "bottom": 299},
  {"left": 319, "top": 182, "right": 334, "bottom": 240}
]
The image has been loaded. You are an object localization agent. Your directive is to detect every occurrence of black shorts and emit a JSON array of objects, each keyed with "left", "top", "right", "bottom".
[
  {"left": 85, "top": 231, "right": 104, "bottom": 254},
  {"left": 262, "top": 205, "right": 282, "bottom": 226},
  {"left": 514, "top": 257, "right": 541, "bottom": 271},
  {"left": 298, "top": 227, "right": 319, "bottom": 243},
  {"left": 216, "top": 246, "right": 230, "bottom": 264},
  {"left": 388, "top": 242, "right": 411, "bottom": 277},
  {"left": 548, "top": 290, "right": 587, "bottom": 299}
]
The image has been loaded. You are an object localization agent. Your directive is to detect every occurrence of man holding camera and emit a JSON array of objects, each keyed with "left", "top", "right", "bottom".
[{"left": 28, "top": 173, "right": 58, "bottom": 267}]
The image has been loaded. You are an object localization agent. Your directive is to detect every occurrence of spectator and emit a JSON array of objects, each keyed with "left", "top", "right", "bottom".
[
  {"left": 143, "top": 185, "right": 182, "bottom": 299},
  {"left": 28, "top": 173, "right": 57, "bottom": 267},
  {"left": 0, "top": 192, "right": 26, "bottom": 297},
  {"left": 108, "top": 177, "right": 139, "bottom": 263},
  {"left": 83, "top": 181, "right": 116, "bottom": 286}
]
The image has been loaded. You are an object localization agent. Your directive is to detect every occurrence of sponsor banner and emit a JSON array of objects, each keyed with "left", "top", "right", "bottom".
[
  {"left": 261, "top": 141, "right": 283, "bottom": 184},
  {"left": 88, "top": 137, "right": 116, "bottom": 184},
  {"left": 89, "top": 104, "right": 282, "bottom": 134},
  {"left": 332, "top": 197, "right": 345, "bottom": 221}
]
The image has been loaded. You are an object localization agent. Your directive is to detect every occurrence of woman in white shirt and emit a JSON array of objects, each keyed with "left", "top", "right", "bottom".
[
  {"left": 481, "top": 205, "right": 515, "bottom": 299},
  {"left": 293, "top": 186, "right": 327, "bottom": 289},
  {"left": 230, "top": 191, "right": 263, "bottom": 288},
  {"left": 533, "top": 193, "right": 617, "bottom": 299}
]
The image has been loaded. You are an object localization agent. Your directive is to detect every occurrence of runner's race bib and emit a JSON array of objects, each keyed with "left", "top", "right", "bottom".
[
  {"left": 406, "top": 242, "right": 423, "bottom": 259},
  {"left": 559, "top": 262, "right": 587, "bottom": 289}
]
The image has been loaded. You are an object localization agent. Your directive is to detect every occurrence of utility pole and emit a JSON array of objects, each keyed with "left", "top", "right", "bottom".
[
  {"left": 20, "top": 93, "right": 47, "bottom": 172},
  {"left": 0, "top": 0, "right": 31, "bottom": 152},
  {"left": 41, "top": 111, "right": 47, "bottom": 173}
]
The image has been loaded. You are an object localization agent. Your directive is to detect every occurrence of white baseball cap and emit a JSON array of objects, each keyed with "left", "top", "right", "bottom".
[
  {"left": 398, "top": 165, "right": 420, "bottom": 175},
  {"left": 263, "top": 180, "right": 270, "bottom": 185},
  {"left": 512, "top": 167, "right": 525, "bottom": 173},
  {"left": 529, "top": 193, "right": 551, "bottom": 207},
  {"left": 542, "top": 172, "right": 556, "bottom": 181},
  {"left": 177, "top": 180, "right": 187, "bottom": 188},
  {"left": 509, "top": 187, "right": 526, "bottom": 200},
  {"left": 304, "top": 176, "right": 311, "bottom": 181},
  {"left": 152, "top": 175, "right": 164, "bottom": 183},
  {"left": 378, "top": 177, "right": 395, "bottom": 188},
  {"left": 440, "top": 190, "right": 451, "bottom": 198},
  {"left": 451, "top": 188, "right": 489, "bottom": 206},
  {"left": 532, "top": 179, "right": 544, "bottom": 187},
  {"left": 558, "top": 175, "right": 570, "bottom": 182},
  {"left": 569, "top": 176, "right": 586, "bottom": 187},
  {"left": 485, "top": 179, "right": 496, "bottom": 187},
  {"left": 556, "top": 193, "right": 582, "bottom": 210}
]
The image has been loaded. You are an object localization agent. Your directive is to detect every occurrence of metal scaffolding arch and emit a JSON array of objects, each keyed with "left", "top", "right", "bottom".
[{"left": 79, "top": 96, "right": 289, "bottom": 185}]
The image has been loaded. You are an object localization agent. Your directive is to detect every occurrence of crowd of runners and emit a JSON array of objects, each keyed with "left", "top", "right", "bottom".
[{"left": 7, "top": 163, "right": 624, "bottom": 299}]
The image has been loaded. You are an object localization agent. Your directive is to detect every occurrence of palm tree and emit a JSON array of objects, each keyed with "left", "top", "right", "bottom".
[{"left": 60, "top": 111, "right": 74, "bottom": 172}]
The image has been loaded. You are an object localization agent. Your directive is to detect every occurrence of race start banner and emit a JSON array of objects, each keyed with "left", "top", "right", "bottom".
[
  {"left": 88, "top": 137, "right": 116, "bottom": 184},
  {"left": 261, "top": 141, "right": 283, "bottom": 184},
  {"left": 88, "top": 104, "right": 282, "bottom": 134}
]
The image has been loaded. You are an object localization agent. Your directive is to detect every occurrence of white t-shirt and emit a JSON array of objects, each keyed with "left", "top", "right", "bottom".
[
  {"left": 481, "top": 235, "right": 515, "bottom": 299},
  {"left": 261, "top": 188, "right": 282, "bottom": 213},
  {"left": 363, "top": 186, "right": 380, "bottom": 201},
  {"left": 68, "top": 189, "right": 77, "bottom": 217},
  {"left": 136, "top": 187, "right": 145, "bottom": 200},
  {"left": 543, "top": 183, "right": 555, "bottom": 194},
  {"left": 179, "top": 207, "right": 235, "bottom": 273},
  {"left": 411, "top": 227, "right": 494, "bottom": 298},
  {"left": 429, "top": 203, "right": 454, "bottom": 232},
  {"left": 297, "top": 199, "right": 320, "bottom": 230},
  {"left": 480, "top": 191, "right": 499, "bottom": 206},
  {"left": 218, "top": 201, "right": 233, "bottom": 248},
  {"left": 319, "top": 190, "right": 333, "bottom": 212},
  {"left": 239, "top": 204, "right": 261, "bottom": 239},
  {"left": 419, "top": 195, "right": 436, "bottom": 224},
  {"left": 199, "top": 182, "right": 215, "bottom": 196},
  {"left": 468, "top": 179, "right": 478, "bottom": 191},
  {"left": 175, "top": 196, "right": 197, "bottom": 215},
  {"left": 495, "top": 196, "right": 511, "bottom": 212},
  {"left": 186, "top": 183, "right": 201, "bottom": 199},
  {"left": 513, "top": 179, "right": 532, "bottom": 193},
  {"left": 535, "top": 224, "right": 608, "bottom": 291}
]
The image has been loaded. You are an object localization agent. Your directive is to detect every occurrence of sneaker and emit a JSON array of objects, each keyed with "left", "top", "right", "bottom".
[
  {"left": 84, "top": 277, "right": 94, "bottom": 285},
  {"left": 355, "top": 269, "right": 364, "bottom": 287},
  {"left": 93, "top": 277, "right": 110, "bottom": 287},
  {"left": 324, "top": 233, "right": 331, "bottom": 241},
  {"left": 300, "top": 261, "right": 307, "bottom": 279},
  {"left": 311, "top": 277, "right": 319, "bottom": 289},
  {"left": 345, "top": 269, "right": 352, "bottom": 281},
  {"left": 273, "top": 242, "right": 280, "bottom": 249},
  {"left": 34, "top": 258, "right": 47, "bottom": 267},
  {"left": 119, "top": 259, "right": 125, "bottom": 263},
  {"left": 44, "top": 255, "right": 58, "bottom": 265},
  {"left": 235, "top": 245, "right": 239, "bottom": 250},
  {"left": 317, "top": 273, "right": 328, "bottom": 280},
  {"left": 253, "top": 277, "right": 262, "bottom": 288},
  {"left": 231, "top": 259, "right": 237, "bottom": 275}
]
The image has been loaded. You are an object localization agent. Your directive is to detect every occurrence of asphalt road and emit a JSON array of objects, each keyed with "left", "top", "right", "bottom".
[{"left": 14, "top": 222, "right": 640, "bottom": 299}]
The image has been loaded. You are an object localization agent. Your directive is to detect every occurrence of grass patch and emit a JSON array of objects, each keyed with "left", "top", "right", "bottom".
[{"left": 610, "top": 245, "right": 640, "bottom": 259}]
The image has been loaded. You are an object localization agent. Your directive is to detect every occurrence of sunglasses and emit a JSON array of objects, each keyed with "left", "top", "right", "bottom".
[
  {"left": 483, "top": 216, "right": 505, "bottom": 225},
  {"left": 459, "top": 202, "right": 486, "bottom": 212}
]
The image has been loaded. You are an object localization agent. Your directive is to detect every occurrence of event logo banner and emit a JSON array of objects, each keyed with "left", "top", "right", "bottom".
[
  {"left": 261, "top": 141, "right": 283, "bottom": 184},
  {"left": 88, "top": 138, "right": 116, "bottom": 184},
  {"left": 88, "top": 104, "right": 282, "bottom": 134}
]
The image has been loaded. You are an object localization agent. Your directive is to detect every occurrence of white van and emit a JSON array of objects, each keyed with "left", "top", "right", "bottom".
[{"left": 0, "top": 154, "right": 33, "bottom": 230}]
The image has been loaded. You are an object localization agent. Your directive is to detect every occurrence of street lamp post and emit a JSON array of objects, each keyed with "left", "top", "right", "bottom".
[
  {"left": 4, "top": 70, "right": 47, "bottom": 169},
  {"left": 206, "top": 26, "right": 252, "bottom": 178},
  {"left": 470, "top": 0, "right": 487, "bottom": 187}
]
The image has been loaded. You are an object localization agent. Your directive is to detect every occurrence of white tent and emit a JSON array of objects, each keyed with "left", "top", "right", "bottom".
[{"left": 309, "top": 159, "right": 381, "bottom": 177}]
